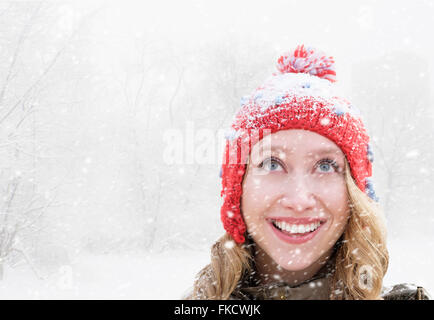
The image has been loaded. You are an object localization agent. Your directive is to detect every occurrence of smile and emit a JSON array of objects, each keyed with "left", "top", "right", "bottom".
[{"left": 267, "top": 217, "right": 326, "bottom": 244}]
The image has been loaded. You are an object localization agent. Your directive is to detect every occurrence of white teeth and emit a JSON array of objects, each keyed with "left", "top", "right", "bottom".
[{"left": 273, "top": 220, "right": 322, "bottom": 234}]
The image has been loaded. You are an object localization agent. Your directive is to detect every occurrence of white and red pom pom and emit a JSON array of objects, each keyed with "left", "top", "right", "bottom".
[{"left": 276, "top": 44, "right": 336, "bottom": 82}]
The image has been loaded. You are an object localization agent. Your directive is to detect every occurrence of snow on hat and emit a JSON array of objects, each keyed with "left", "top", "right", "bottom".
[{"left": 220, "top": 44, "right": 377, "bottom": 244}]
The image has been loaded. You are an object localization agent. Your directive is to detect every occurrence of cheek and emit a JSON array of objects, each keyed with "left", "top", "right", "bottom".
[
  {"left": 314, "top": 177, "right": 350, "bottom": 231},
  {"left": 241, "top": 175, "right": 276, "bottom": 221},
  {"left": 315, "top": 176, "right": 348, "bottom": 207},
  {"left": 321, "top": 184, "right": 350, "bottom": 232}
]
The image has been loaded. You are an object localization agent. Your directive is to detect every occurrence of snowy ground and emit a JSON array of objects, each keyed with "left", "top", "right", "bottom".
[
  {"left": 0, "top": 249, "right": 209, "bottom": 299},
  {"left": 0, "top": 236, "right": 432, "bottom": 299}
]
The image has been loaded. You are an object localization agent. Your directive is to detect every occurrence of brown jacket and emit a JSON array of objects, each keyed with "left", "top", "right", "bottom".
[
  {"left": 230, "top": 278, "right": 431, "bottom": 300},
  {"left": 229, "top": 256, "right": 431, "bottom": 300}
]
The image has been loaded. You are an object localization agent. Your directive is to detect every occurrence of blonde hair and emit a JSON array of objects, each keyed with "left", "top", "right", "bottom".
[{"left": 186, "top": 159, "right": 389, "bottom": 300}]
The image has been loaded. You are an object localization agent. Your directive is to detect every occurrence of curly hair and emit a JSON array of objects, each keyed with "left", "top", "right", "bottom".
[{"left": 186, "top": 159, "right": 389, "bottom": 300}]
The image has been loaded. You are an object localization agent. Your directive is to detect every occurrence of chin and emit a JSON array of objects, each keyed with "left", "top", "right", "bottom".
[
  {"left": 271, "top": 250, "right": 318, "bottom": 272},
  {"left": 281, "top": 257, "right": 316, "bottom": 271}
]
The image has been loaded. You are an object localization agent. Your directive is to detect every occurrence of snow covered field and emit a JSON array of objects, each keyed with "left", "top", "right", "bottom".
[
  {"left": 0, "top": 249, "right": 208, "bottom": 299},
  {"left": 0, "top": 236, "right": 432, "bottom": 300}
]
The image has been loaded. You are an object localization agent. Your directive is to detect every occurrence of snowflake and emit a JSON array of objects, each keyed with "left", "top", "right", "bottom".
[{"left": 224, "top": 240, "right": 235, "bottom": 249}]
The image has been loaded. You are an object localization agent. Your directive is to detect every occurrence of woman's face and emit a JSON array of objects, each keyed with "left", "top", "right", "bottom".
[{"left": 241, "top": 129, "right": 351, "bottom": 271}]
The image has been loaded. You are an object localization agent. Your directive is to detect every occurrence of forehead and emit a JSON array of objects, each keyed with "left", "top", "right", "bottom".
[{"left": 251, "top": 129, "right": 344, "bottom": 158}]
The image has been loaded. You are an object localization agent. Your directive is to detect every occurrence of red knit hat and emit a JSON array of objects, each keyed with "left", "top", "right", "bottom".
[{"left": 220, "top": 44, "right": 377, "bottom": 244}]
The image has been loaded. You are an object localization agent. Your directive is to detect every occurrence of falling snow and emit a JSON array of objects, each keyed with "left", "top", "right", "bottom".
[{"left": 0, "top": 0, "right": 433, "bottom": 300}]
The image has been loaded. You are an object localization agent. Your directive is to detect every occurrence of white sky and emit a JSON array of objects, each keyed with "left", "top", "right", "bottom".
[{"left": 76, "top": 0, "right": 434, "bottom": 95}]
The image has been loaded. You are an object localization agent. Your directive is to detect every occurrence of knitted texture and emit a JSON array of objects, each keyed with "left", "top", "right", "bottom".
[
  {"left": 276, "top": 44, "right": 336, "bottom": 82},
  {"left": 220, "top": 45, "right": 375, "bottom": 244}
]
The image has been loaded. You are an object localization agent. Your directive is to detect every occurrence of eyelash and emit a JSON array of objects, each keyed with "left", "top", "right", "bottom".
[
  {"left": 258, "top": 156, "right": 339, "bottom": 172},
  {"left": 258, "top": 156, "right": 282, "bottom": 169},
  {"left": 317, "top": 158, "right": 340, "bottom": 171}
]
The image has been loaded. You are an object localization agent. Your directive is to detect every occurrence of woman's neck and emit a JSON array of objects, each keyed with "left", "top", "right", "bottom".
[{"left": 252, "top": 245, "right": 335, "bottom": 287}]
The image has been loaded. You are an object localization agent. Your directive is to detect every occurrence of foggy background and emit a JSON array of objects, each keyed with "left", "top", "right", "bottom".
[{"left": 0, "top": 0, "right": 433, "bottom": 298}]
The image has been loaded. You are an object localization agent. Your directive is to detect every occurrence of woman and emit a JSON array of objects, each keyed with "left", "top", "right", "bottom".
[{"left": 185, "top": 45, "right": 430, "bottom": 300}]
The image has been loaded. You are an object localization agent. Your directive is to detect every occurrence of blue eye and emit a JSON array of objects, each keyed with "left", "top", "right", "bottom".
[
  {"left": 258, "top": 157, "right": 340, "bottom": 173},
  {"left": 317, "top": 158, "right": 339, "bottom": 173},
  {"left": 259, "top": 157, "right": 283, "bottom": 172}
]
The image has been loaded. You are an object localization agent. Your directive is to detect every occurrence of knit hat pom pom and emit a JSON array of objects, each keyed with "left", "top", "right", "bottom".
[{"left": 276, "top": 44, "right": 337, "bottom": 82}]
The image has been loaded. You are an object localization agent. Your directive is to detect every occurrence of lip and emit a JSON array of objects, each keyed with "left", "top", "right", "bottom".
[
  {"left": 266, "top": 217, "right": 326, "bottom": 224},
  {"left": 267, "top": 218, "right": 326, "bottom": 245}
]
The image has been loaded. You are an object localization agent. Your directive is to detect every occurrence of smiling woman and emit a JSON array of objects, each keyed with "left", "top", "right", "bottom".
[{"left": 184, "top": 45, "right": 431, "bottom": 300}]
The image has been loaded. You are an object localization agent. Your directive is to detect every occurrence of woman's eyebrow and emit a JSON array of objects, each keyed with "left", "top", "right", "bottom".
[
  {"left": 258, "top": 145, "right": 343, "bottom": 157},
  {"left": 254, "top": 145, "right": 286, "bottom": 157},
  {"left": 305, "top": 147, "right": 343, "bottom": 158}
]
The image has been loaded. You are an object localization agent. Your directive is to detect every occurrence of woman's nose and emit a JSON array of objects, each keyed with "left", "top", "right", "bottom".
[{"left": 278, "top": 174, "right": 316, "bottom": 212}]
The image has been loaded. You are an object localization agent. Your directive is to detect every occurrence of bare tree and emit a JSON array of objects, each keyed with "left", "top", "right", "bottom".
[
  {"left": 351, "top": 51, "right": 434, "bottom": 226},
  {"left": 0, "top": 2, "right": 102, "bottom": 279}
]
